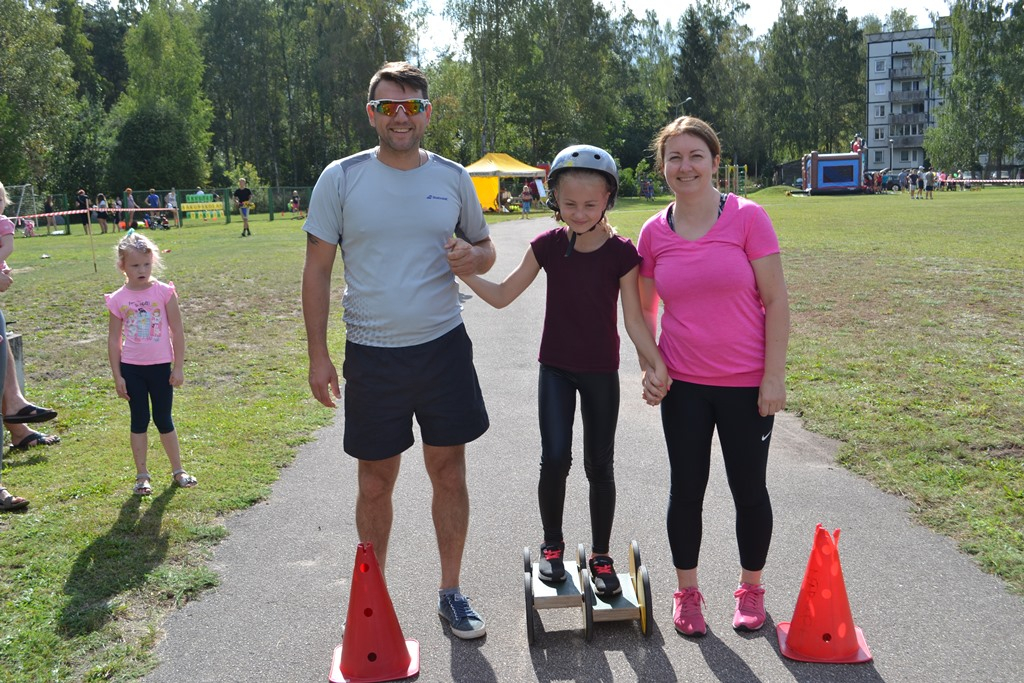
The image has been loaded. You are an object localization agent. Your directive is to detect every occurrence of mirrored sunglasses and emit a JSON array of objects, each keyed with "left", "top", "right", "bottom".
[{"left": 367, "top": 99, "right": 430, "bottom": 116}]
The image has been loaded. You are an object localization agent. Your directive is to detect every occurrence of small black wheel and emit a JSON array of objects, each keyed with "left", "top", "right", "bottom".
[
  {"left": 639, "top": 565, "right": 653, "bottom": 636},
  {"left": 523, "top": 546, "right": 532, "bottom": 574},
  {"left": 577, "top": 543, "right": 587, "bottom": 573},
  {"left": 524, "top": 571, "right": 536, "bottom": 645},
  {"left": 581, "top": 568, "right": 595, "bottom": 641}
]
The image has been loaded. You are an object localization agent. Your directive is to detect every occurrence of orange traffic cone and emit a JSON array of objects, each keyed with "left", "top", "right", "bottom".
[
  {"left": 329, "top": 542, "right": 419, "bottom": 683},
  {"left": 777, "top": 524, "right": 872, "bottom": 663}
]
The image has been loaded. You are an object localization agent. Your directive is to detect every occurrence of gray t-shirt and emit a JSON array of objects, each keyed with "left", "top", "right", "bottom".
[{"left": 304, "top": 149, "right": 490, "bottom": 348}]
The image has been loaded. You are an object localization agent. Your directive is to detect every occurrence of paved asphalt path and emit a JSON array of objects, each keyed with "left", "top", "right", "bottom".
[{"left": 147, "top": 216, "right": 1023, "bottom": 682}]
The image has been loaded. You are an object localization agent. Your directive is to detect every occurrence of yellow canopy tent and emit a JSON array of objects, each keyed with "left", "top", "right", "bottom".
[{"left": 465, "top": 153, "right": 546, "bottom": 212}]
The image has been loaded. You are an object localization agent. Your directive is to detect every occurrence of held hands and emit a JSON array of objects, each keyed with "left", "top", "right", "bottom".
[
  {"left": 641, "top": 361, "right": 672, "bottom": 406},
  {"left": 757, "top": 373, "right": 786, "bottom": 417},
  {"left": 445, "top": 237, "right": 484, "bottom": 277}
]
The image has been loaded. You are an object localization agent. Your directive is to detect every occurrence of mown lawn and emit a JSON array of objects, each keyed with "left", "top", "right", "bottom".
[{"left": 0, "top": 188, "right": 1021, "bottom": 681}]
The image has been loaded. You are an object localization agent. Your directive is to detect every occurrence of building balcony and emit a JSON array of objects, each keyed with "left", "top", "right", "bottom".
[
  {"left": 889, "top": 67, "right": 924, "bottom": 79},
  {"left": 889, "top": 113, "right": 929, "bottom": 125},
  {"left": 891, "top": 135, "right": 925, "bottom": 147},
  {"left": 889, "top": 90, "right": 927, "bottom": 103}
]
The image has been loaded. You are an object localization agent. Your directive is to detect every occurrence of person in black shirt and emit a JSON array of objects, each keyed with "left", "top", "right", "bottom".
[
  {"left": 233, "top": 179, "right": 253, "bottom": 237},
  {"left": 75, "top": 189, "right": 90, "bottom": 235}
]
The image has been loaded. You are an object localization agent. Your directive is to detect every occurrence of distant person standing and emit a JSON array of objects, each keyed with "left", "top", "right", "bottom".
[
  {"left": 233, "top": 179, "right": 252, "bottom": 237},
  {"left": 75, "top": 189, "right": 90, "bottom": 235},
  {"left": 520, "top": 182, "right": 533, "bottom": 220},
  {"left": 96, "top": 193, "right": 109, "bottom": 234},
  {"left": 125, "top": 188, "right": 140, "bottom": 226},
  {"left": 44, "top": 196, "right": 57, "bottom": 232},
  {"left": 145, "top": 188, "right": 160, "bottom": 226}
]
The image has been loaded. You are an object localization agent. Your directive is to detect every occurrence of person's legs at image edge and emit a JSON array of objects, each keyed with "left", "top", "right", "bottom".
[{"left": 0, "top": 311, "right": 26, "bottom": 511}]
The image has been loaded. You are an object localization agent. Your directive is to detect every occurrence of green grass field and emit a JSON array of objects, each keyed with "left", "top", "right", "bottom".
[{"left": 1, "top": 189, "right": 1021, "bottom": 680}]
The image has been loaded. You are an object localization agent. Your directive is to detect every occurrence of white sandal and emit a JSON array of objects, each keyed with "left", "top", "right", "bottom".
[
  {"left": 133, "top": 473, "right": 152, "bottom": 496},
  {"left": 172, "top": 469, "right": 197, "bottom": 488}
]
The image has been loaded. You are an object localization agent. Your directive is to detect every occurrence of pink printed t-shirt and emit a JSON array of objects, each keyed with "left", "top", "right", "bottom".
[
  {"left": 0, "top": 215, "right": 14, "bottom": 271},
  {"left": 105, "top": 280, "right": 178, "bottom": 365},
  {"left": 637, "top": 194, "right": 779, "bottom": 387}
]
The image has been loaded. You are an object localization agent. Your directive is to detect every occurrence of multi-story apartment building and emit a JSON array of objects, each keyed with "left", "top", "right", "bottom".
[{"left": 864, "top": 27, "right": 952, "bottom": 173}]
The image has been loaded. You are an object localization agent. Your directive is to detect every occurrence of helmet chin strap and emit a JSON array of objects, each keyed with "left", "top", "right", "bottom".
[{"left": 564, "top": 212, "right": 606, "bottom": 257}]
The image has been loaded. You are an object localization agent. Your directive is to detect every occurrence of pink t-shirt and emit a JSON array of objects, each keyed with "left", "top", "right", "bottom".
[
  {"left": 105, "top": 280, "right": 178, "bottom": 365},
  {"left": 637, "top": 194, "right": 779, "bottom": 387},
  {"left": 0, "top": 215, "right": 14, "bottom": 271}
]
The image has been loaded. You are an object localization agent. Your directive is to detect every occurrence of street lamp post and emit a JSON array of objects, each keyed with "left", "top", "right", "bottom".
[
  {"left": 889, "top": 138, "right": 894, "bottom": 173},
  {"left": 676, "top": 97, "right": 693, "bottom": 118}
]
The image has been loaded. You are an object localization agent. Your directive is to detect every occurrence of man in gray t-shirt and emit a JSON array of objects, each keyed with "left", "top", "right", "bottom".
[{"left": 301, "top": 61, "right": 495, "bottom": 640}]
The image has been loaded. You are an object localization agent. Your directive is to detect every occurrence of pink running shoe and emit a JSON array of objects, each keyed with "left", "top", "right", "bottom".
[
  {"left": 673, "top": 587, "right": 707, "bottom": 637},
  {"left": 732, "top": 582, "right": 766, "bottom": 631}
]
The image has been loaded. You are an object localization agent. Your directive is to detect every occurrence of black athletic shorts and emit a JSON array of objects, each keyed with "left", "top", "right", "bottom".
[{"left": 342, "top": 323, "right": 489, "bottom": 460}]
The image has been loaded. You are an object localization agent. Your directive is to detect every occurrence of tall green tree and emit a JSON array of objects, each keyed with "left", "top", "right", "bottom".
[
  {"left": 608, "top": 9, "right": 676, "bottom": 169},
  {"left": 445, "top": 0, "right": 522, "bottom": 154},
  {"left": 0, "top": 0, "right": 77, "bottom": 187},
  {"left": 83, "top": 0, "right": 133, "bottom": 111},
  {"left": 762, "top": 0, "right": 863, "bottom": 158},
  {"left": 119, "top": 0, "right": 212, "bottom": 160},
  {"left": 926, "top": 1, "right": 1022, "bottom": 172},
  {"left": 673, "top": 6, "right": 713, "bottom": 123},
  {"left": 54, "top": 0, "right": 103, "bottom": 101}
]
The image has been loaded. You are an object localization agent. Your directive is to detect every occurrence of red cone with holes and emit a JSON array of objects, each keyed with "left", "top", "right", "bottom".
[
  {"left": 329, "top": 542, "right": 419, "bottom": 683},
  {"left": 777, "top": 524, "right": 872, "bottom": 663}
]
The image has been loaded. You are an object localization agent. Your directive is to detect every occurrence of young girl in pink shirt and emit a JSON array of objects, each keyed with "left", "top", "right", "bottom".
[{"left": 106, "top": 230, "right": 196, "bottom": 495}]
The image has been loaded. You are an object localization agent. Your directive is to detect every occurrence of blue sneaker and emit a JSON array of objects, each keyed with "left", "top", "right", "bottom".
[{"left": 438, "top": 592, "right": 486, "bottom": 639}]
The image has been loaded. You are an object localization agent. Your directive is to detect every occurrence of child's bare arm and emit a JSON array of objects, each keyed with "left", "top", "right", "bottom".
[{"left": 458, "top": 247, "right": 541, "bottom": 309}]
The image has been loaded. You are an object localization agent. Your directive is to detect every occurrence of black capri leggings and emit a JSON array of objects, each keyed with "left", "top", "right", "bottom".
[
  {"left": 537, "top": 364, "right": 619, "bottom": 554},
  {"left": 661, "top": 381, "right": 774, "bottom": 572},
  {"left": 121, "top": 362, "right": 175, "bottom": 434}
]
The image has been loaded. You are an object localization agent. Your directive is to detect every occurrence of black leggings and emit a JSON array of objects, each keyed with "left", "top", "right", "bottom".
[
  {"left": 537, "top": 364, "right": 618, "bottom": 554},
  {"left": 661, "top": 381, "right": 774, "bottom": 571},
  {"left": 121, "top": 362, "right": 175, "bottom": 434}
]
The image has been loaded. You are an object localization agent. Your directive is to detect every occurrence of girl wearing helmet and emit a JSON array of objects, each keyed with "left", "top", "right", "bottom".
[{"left": 458, "top": 144, "right": 670, "bottom": 597}]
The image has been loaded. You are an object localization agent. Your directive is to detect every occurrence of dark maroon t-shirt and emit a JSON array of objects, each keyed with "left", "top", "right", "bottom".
[{"left": 530, "top": 227, "right": 642, "bottom": 373}]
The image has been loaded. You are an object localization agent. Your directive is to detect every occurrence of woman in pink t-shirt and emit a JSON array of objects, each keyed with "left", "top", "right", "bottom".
[
  {"left": 106, "top": 230, "right": 196, "bottom": 496},
  {"left": 637, "top": 117, "right": 790, "bottom": 638}
]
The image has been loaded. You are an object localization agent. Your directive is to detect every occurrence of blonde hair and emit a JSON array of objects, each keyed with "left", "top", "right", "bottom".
[
  {"left": 115, "top": 230, "right": 164, "bottom": 277},
  {"left": 0, "top": 181, "right": 7, "bottom": 211},
  {"left": 652, "top": 116, "right": 722, "bottom": 172}
]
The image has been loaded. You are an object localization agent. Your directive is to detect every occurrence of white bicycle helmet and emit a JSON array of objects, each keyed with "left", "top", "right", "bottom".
[{"left": 546, "top": 144, "right": 619, "bottom": 211}]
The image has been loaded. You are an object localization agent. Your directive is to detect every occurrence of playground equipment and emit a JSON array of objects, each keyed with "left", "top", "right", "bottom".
[
  {"left": 522, "top": 541, "right": 652, "bottom": 643},
  {"left": 181, "top": 193, "right": 223, "bottom": 220},
  {"left": 717, "top": 165, "right": 748, "bottom": 196},
  {"left": 800, "top": 151, "right": 863, "bottom": 195}
]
